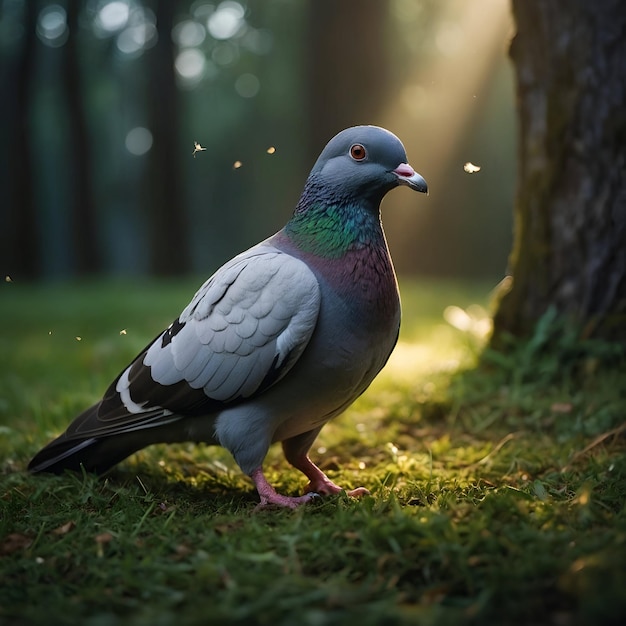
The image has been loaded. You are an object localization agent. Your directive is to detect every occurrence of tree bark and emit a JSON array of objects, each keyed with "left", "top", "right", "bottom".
[{"left": 492, "top": 0, "right": 626, "bottom": 343}]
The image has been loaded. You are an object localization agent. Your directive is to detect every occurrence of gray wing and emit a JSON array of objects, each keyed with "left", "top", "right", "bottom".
[
  {"left": 27, "top": 244, "right": 322, "bottom": 473},
  {"left": 114, "top": 243, "right": 321, "bottom": 416}
]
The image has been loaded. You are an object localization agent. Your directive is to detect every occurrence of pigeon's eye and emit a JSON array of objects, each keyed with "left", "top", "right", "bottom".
[{"left": 349, "top": 144, "right": 367, "bottom": 161}]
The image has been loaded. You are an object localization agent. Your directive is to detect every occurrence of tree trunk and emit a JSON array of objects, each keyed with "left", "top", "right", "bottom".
[
  {"left": 306, "top": 0, "right": 390, "bottom": 155},
  {"left": 63, "top": 0, "right": 101, "bottom": 275},
  {"left": 492, "top": 0, "right": 626, "bottom": 343},
  {"left": 144, "top": 0, "right": 189, "bottom": 276},
  {"left": 2, "top": 0, "right": 40, "bottom": 279}
]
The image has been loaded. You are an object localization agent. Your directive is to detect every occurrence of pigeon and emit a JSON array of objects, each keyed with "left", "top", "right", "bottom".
[{"left": 28, "top": 125, "right": 428, "bottom": 508}]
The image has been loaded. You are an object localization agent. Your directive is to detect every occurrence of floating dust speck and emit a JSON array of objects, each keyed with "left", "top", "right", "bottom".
[
  {"left": 233, "top": 160, "right": 242, "bottom": 169},
  {"left": 75, "top": 336, "right": 82, "bottom": 341},
  {"left": 266, "top": 146, "right": 276, "bottom": 154},
  {"left": 463, "top": 162, "right": 481, "bottom": 173},
  {"left": 192, "top": 141, "right": 206, "bottom": 158},
  {"left": 5, "top": 275, "right": 12, "bottom": 282},
  {"left": 119, "top": 329, "right": 127, "bottom": 335}
]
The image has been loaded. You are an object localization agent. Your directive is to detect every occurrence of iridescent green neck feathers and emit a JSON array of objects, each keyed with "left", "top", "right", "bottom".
[{"left": 284, "top": 177, "right": 384, "bottom": 259}]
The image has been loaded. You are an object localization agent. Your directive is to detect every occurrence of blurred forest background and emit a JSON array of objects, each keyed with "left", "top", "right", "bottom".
[{"left": 0, "top": 0, "right": 515, "bottom": 282}]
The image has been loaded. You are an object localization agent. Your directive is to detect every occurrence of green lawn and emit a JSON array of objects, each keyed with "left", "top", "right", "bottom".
[{"left": 1, "top": 277, "right": 624, "bottom": 626}]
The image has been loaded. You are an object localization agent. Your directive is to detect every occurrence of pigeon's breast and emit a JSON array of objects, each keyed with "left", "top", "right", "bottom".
[{"left": 266, "top": 247, "right": 400, "bottom": 442}]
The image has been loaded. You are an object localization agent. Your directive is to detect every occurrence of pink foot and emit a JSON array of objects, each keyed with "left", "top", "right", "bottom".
[
  {"left": 304, "top": 475, "right": 370, "bottom": 498},
  {"left": 290, "top": 455, "right": 370, "bottom": 498},
  {"left": 250, "top": 468, "right": 319, "bottom": 509}
]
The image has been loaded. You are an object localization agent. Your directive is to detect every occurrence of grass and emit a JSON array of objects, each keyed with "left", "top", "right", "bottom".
[{"left": 1, "top": 277, "right": 625, "bottom": 626}]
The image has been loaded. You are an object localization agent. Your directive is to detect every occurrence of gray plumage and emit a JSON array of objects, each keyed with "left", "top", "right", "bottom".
[{"left": 28, "top": 125, "right": 428, "bottom": 507}]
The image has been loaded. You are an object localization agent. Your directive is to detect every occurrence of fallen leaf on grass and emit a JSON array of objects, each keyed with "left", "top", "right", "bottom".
[
  {"left": 172, "top": 544, "right": 193, "bottom": 560},
  {"left": 52, "top": 521, "right": 76, "bottom": 536},
  {"left": 154, "top": 501, "right": 176, "bottom": 515},
  {"left": 421, "top": 583, "right": 450, "bottom": 605},
  {"left": 95, "top": 532, "right": 113, "bottom": 558},
  {"left": 214, "top": 520, "right": 245, "bottom": 536},
  {"left": 339, "top": 531, "right": 361, "bottom": 541},
  {"left": 1, "top": 533, "right": 33, "bottom": 555},
  {"left": 95, "top": 532, "right": 113, "bottom": 544},
  {"left": 551, "top": 402, "right": 573, "bottom": 413}
]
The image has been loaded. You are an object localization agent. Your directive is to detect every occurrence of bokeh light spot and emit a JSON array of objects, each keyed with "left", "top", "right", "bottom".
[
  {"left": 175, "top": 48, "right": 206, "bottom": 85},
  {"left": 235, "top": 73, "right": 260, "bottom": 98},
  {"left": 125, "top": 127, "right": 153, "bottom": 156},
  {"left": 172, "top": 20, "right": 206, "bottom": 48},
  {"left": 211, "top": 42, "right": 238, "bottom": 66},
  {"left": 207, "top": 1, "right": 245, "bottom": 40},
  {"left": 117, "top": 22, "right": 157, "bottom": 55},
  {"left": 37, "top": 5, "right": 68, "bottom": 47},
  {"left": 97, "top": 1, "right": 130, "bottom": 33}
]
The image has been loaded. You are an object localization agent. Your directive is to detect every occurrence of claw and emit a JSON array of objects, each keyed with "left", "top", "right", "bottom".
[
  {"left": 251, "top": 468, "right": 320, "bottom": 509},
  {"left": 304, "top": 478, "right": 370, "bottom": 498}
]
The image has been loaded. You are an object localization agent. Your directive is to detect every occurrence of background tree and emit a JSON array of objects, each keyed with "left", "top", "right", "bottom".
[
  {"left": 492, "top": 0, "right": 626, "bottom": 344},
  {"left": 306, "top": 0, "right": 390, "bottom": 154},
  {"left": 2, "top": 0, "right": 39, "bottom": 279},
  {"left": 143, "top": 0, "right": 189, "bottom": 276},
  {"left": 0, "top": 1, "right": 515, "bottom": 282},
  {"left": 63, "top": 0, "right": 101, "bottom": 275}
]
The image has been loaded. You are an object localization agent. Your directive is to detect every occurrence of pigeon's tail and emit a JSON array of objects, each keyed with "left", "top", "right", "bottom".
[
  {"left": 28, "top": 402, "right": 186, "bottom": 475},
  {"left": 28, "top": 435, "right": 122, "bottom": 475}
]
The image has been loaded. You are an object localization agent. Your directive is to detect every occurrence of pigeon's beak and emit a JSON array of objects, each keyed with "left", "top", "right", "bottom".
[{"left": 393, "top": 163, "right": 428, "bottom": 194}]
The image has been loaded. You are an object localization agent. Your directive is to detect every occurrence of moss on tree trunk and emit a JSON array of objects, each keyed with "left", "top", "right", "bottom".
[{"left": 492, "top": 0, "right": 626, "bottom": 344}]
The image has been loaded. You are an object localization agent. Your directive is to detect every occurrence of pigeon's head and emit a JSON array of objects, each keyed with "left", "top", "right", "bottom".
[{"left": 308, "top": 125, "right": 428, "bottom": 207}]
